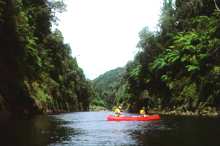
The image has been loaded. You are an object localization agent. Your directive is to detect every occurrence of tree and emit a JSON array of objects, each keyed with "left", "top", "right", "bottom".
[{"left": 0, "top": 0, "right": 93, "bottom": 115}]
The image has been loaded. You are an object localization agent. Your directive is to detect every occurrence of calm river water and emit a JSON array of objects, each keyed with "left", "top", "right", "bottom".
[{"left": 0, "top": 111, "right": 220, "bottom": 146}]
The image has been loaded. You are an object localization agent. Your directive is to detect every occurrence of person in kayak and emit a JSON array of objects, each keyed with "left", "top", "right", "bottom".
[
  {"left": 114, "top": 106, "right": 122, "bottom": 117},
  {"left": 139, "top": 107, "right": 148, "bottom": 117}
]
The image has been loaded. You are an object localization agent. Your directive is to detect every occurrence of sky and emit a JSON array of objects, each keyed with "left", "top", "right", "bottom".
[{"left": 57, "top": 0, "right": 163, "bottom": 79}]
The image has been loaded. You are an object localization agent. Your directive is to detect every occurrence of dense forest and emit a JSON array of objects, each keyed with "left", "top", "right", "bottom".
[
  {"left": 95, "top": 0, "right": 220, "bottom": 116},
  {"left": 1, "top": 0, "right": 220, "bottom": 117},
  {"left": 0, "top": 0, "right": 93, "bottom": 116},
  {"left": 92, "top": 67, "right": 125, "bottom": 108}
]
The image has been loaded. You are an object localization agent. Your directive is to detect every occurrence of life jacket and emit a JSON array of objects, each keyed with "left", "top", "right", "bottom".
[
  {"left": 114, "top": 108, "right": 121, "bottom": 114},
  {"left": 140, "top": 109, "right": 146, "bottom": 115}
]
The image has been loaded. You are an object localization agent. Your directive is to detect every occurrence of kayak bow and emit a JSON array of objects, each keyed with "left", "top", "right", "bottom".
[{"left": 107, "top": 114, "right": 160, "bottom": 121}]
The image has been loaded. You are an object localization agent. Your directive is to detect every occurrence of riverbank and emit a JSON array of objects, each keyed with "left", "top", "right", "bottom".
[
  {"left": 148, "top": 107, "right": 219, "bottom": 117},
  {"left": 89, "top": 105, "right": 108, "bottom": 111}
]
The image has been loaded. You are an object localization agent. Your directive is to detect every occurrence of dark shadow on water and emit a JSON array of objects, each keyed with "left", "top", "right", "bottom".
[
  {"left": 0, "top": 115, "right": 77, "bottom": 146},
  {"left": 131, "top": 116, "right": 220, "bottom": 146},
  {"left": 1, "top": 112, "right": 220, "bottom": 146}
]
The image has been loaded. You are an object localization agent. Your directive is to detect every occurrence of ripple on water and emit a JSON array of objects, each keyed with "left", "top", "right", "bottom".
[
  {"left": 50, "top": 112, "right": 163, "bottom": 146},
  {"left": 49, "top": 112, "right": 220, "bottom": 146}
]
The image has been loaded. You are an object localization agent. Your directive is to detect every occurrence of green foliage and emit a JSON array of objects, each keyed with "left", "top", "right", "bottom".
[
  {"left": 180, "top": 83, "right": 198, "bottom": 100},
  {"left": 110, "top": 0, "right": 220, "bottom": 112},
  {"left": 48, "top": 0, "right": 66, "bottom": 24},
  {"left": 150, "top": 57, "right": 167, "bottom": 71},
  {"left": 92, "top": 67, "right": 126, "bottom": 107},
  {"left": 31, "top": 82, "right": 52, "bottom": 103},
  {"left": 160, "top": 0, "right": 176, "bottom": 41},
  {"left": 0, "top": 0, "right": 93, "bottom": 114},
  {"left": 161, "top": 74, "right": 169, "bottom": 82},
  {"left": 129, "top": 65, "right": 141, "bottom": 80},
  {"left": 90, "top": 96, "right": 106, "bottom": 107},
  {"left": 137, "top": 27, "right": 155, "bottom": 49}
]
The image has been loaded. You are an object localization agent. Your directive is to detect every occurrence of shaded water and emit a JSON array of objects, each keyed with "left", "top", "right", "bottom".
[{"left": 0, "top": 111, "right": 220, "bottom": 146}]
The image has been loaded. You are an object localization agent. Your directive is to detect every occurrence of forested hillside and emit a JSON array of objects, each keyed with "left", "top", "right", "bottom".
[
  {"left": 96, "top": 0, "right": 220, "bottom": 116},
  {"left": 1, "top": 0, "right": 219, "bottom": 117},
  {"left": 92, "top": 67, "right": 125, "bottom": 107},
  {"left": 0, "top": 0, "right": 93, "bottom": 116}
]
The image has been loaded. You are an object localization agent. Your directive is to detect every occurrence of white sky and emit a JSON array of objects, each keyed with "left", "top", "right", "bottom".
[{"left": 57, "top": 0, "right": 162, "bottom": 79}]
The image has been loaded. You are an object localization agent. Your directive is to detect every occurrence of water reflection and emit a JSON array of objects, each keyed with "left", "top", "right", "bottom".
[
  {"left": 0, "top": 115, "right": 76, "bottom": 146},
  {"left": 0, "top": 112, "right": 220, "bottom": 146},
  {"left": 131, "top": 116, "right": 220, "bottom": 146},
  {"left": 53, "top": 112, "right": 139, "bottom": 146}
]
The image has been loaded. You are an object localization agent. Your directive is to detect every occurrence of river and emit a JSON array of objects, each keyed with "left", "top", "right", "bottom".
[{"left": 0, "top": 111, "right": 220, "bottom": 146}]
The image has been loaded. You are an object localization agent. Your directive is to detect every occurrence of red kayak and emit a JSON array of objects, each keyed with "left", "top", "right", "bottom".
[{"left": 107, "top": 114, "right": 160, "bottom": 121}]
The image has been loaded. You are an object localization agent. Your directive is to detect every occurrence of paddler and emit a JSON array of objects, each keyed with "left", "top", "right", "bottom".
[
  {"left": 114, "top": 105, "right": 122, "bottom": 117},
  {"left": 139, "top": 106, "right": 148, "bottom": 117}
]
